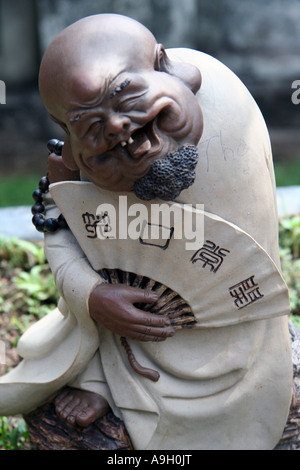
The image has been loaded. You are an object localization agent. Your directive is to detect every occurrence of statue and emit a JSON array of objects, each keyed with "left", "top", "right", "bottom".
[{"left": 0, "top": 14, "right": 293, "bottom": 450}]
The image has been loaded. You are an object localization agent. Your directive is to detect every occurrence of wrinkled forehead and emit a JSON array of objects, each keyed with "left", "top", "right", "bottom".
[
  {"left": 54, "top": 54, "right": 150, "bottom": 119},
  {"left": 64, "top": 59, "right": 134, "bottom": 106},
  {"left": 39, "top": 21, "right": 156, "bottom": 117}
]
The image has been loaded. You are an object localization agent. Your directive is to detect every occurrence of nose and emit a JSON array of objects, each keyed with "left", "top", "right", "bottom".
[{"left": 104, "top": 113, "right": 131, "bottom": 141}]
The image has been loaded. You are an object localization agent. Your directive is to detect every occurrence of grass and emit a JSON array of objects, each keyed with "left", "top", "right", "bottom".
[
  {"left": 275, "top": 159, "right": 300, "bottom": 187},
  {"left": 0, "top": 175, "right": 41, "bottom": 208}
]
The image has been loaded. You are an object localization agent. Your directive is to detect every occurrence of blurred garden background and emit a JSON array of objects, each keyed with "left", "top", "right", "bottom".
[
  {"left": 0, "top": 0, "right": 299, "bottom": 449},
  {"left": 0, "top": 0, "right": 300, "bottom": 192}
]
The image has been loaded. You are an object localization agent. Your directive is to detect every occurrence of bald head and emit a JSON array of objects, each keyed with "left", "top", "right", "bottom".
[
  {"left": 39, "top": 14, "right": 158, "bottom": 118},
  {"left": 38, "top": 14, "right": 203, "bottom": 193}
]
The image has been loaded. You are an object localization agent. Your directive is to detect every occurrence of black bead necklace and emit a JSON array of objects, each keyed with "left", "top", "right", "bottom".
[{"left": 31, "top": 139, "right": 69, "bottom": 233}]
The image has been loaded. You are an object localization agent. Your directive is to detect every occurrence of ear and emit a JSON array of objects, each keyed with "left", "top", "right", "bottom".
[
  {"left": 62, "top": 136, "right": 80, "bottom": 171},
  {"left": 49, "top": 114, "right": 70, "bottom": 135},
  {"left": 155, "top": 44, "right": 202, "bottom": 95},
  {"left": 154, "top": 44, "right": 170, "bottom": 72},
  {"left": 48, "top": 114, "right": 79, "bottom": 170}
]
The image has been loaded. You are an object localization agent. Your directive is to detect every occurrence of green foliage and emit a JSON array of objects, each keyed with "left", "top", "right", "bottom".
[
  {"left": 0, "top": 236, "right": 59, "bottom": 325},
  {"left": 13, "top": 265, "right": 59, "bottom": 317},
  {"left": 0, "top": 417, "right": 29, "bottom": 450},
  {"left": 279, "top": 216, "right": 300, "bottom": 260},
  {"left": 0, "top": 236, "right": 59, "bottom": 450},
  {"left": 279, "top": 216, "right": 300, "bottom": 321},
  {"left": 280, "top": 248, "right": 300, "bottom": 317},
  {"left": 0, "top": 236, "right": 46, "bottom": 273}
]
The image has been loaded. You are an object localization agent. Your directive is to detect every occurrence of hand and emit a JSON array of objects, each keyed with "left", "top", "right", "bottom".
[
  {"left": 47, "top": 153, "right": 80, "bottom": 184},
  {"left": 88, "top": 283, "right": 175, "bottom": 342}
]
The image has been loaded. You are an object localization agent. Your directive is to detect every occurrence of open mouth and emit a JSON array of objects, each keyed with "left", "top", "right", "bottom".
[{"left": 118, "top": 120, "right": 162, "bottom": 160}]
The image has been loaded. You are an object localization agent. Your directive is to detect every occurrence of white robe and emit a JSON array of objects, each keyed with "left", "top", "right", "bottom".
[{"left": 0, "top": 49, "right": 293, "bottom": 450}]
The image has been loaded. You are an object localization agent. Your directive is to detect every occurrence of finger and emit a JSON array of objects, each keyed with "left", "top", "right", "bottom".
[
  {"left": 123, "top": 323, "right": 176, "bottom": 342},
  {"left": 125, "top": 329, "right": 174, "bottom": 342},
  {"left": 131, "top": 307, "right": 172, "bottom": 328},
  {"left": 125, "top": 287, "right": 159, "bottom": 305}
]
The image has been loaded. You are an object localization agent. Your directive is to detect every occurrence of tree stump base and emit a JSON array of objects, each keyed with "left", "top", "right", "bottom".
[
  {"left": 24, "top": 401, "right": 133, "bottom": 450},
  {"left": 274, "top": 321, "right": 300, "bottom": 450},
  {"left": 24, "top": 321, "right": 300, "bottom": 450}
]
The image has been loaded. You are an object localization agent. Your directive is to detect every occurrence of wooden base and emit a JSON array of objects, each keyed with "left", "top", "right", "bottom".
[
  {"left": 274, "top": 321, "right": 300, "bottom": 450},
  {"left": 24, "top": 401, "right": 133, "bottom": 450}
]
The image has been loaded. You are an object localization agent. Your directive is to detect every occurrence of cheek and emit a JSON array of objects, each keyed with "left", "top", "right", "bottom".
[
  {"left": 156, "top": 101, "right": 182, "bottom": 134},
  {"left": 70, "top": 137, "right": 115, "bottom": 176},
  {"left": 86, "top": 162, "right": 135, "bottom": 192},
  {"left": 84, "top": 155, "right": 120, "bottom": 180},
  {"left": 157, "top": 94, "right": 202, "bottom": 143}
]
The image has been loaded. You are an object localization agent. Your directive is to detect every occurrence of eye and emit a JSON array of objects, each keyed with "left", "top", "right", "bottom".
[
  {"left": 118, "top": 96, "right": 139, "bottom": 112},
  {"left": 82, "top": 119, "right": 105, "bottom": 140},
  {"left": 88, "top": 120, "right": 104, "bottom": 135},
  {"left": 117, "top": 90, "right": 147, "bottom": 113}
]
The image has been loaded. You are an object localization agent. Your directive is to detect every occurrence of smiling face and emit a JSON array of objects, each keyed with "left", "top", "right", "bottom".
[{"left": 39, "top": 14, "right": 203, "bottom": 192}]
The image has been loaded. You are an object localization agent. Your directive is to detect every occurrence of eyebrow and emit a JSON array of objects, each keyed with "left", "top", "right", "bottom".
[
  {"left": 69, "top": 113, "right": 82, "bottom": 123},
  {"left": 109, "top": 78, "right": 131, "bottom": 99},
  {"left": 67, "top": 77, "right": 131, "bottom": 125}
]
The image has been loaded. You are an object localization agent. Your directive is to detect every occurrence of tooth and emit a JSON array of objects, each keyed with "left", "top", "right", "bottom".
[
  {"left": 128, "top": 137, "right": 134, "bottom": 144},
  {"left": 121, "top": 141, "right": 127, "bottom": 147}
]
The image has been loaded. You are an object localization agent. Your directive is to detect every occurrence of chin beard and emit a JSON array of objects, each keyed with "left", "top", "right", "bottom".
[{"left": 133, "top": 145, "right": 198, "bottom": 201}]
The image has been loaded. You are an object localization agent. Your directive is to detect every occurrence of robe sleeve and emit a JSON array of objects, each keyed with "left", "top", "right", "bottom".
[{"left": 43, "top": 193, "right": 103, "bottom": 319}]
